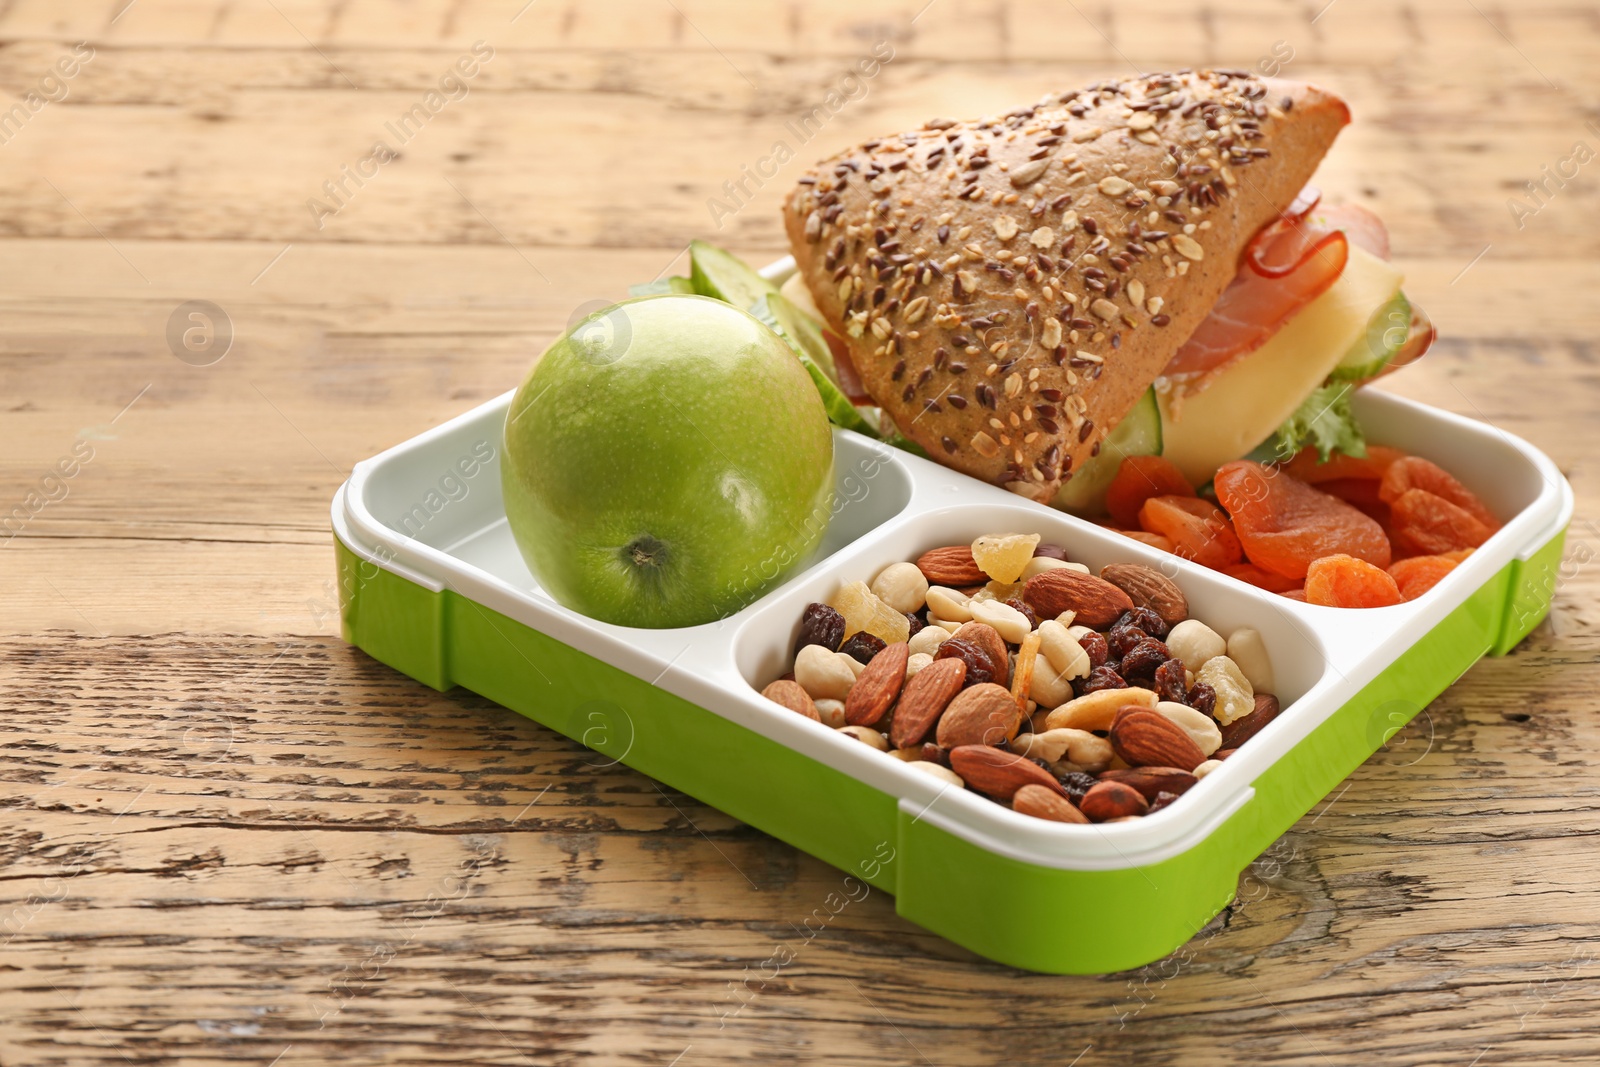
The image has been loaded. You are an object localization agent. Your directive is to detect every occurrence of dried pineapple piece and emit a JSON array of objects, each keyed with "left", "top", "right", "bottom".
[
  {"left": 829, "top": 580, "right": 911, "bottom": 644},
  {"left": 971, "top": 533, "right": 1041, "bottom": 584}
]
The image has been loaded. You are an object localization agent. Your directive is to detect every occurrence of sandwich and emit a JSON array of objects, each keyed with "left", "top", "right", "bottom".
[{"left": 779, "top": 69, "right": 1431, "bottom": 505}]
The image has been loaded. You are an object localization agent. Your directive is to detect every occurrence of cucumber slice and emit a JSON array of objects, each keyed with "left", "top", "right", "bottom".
[
  {"left": 628, "top": 276, "right": 694, "bottom": 298},
  {"left": 1051, "top": 387, "right": 1163, "bottom": 516},
  {"left": 1329, "top": 292, "right": 1411, "bottom": 381},
  {"left": 689, "top": 240, "right": 779, "bottom": 315},
  {"left": 755, "top": 293, "right": 880, "bottom": 438}
]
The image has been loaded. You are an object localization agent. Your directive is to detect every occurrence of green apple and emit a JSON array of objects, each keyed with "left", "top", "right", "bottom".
[{"left": 502, "top": 295, "right": 835, "bottom": 628}]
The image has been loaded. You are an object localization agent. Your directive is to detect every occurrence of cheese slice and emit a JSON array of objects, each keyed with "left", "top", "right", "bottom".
[{"left": 1159, "top": 245, "right": 1404, "bottom": 484}]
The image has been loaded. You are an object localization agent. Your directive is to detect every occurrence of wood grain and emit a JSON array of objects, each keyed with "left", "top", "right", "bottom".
[{"left": 3, "top": 0, "right": 1600, "bottom": 1064}]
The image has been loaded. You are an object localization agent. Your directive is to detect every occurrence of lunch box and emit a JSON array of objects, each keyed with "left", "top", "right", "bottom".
[{"left": 330, "top": 258, "right": 1573, "bottom": 975}]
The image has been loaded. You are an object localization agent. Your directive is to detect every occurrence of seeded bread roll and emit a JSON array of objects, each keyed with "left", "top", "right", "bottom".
[{"left": 782, "top": 70, "right": 1350, "bottom": 501}]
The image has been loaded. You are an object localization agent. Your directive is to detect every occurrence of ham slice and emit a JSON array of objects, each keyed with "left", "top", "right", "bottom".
[
  {"left": 824, "top": 327, "right": 873, "bottom": 404},
  {"left": 1163, "top": 193, "right": 1393, "bottom": 394}
]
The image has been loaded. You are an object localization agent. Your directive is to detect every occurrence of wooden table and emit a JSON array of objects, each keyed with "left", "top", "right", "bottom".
[{"left": 3, "top": 2, "right": 1597, "bottom": 1063}]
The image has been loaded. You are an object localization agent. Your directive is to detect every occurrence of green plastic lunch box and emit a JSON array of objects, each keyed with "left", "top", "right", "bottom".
[{"left": 331, "top": 260, "right": 1573, "bottom": 975}]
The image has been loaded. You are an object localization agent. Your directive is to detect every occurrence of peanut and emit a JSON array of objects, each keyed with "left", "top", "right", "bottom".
[
  {"left": 1028, "top": 653, "right": 1075, "bottom": 710},
  {"left": 1226, "top": 627, "right": 1275, "bottom": 693},
  {"left": 838, "top": 725, "right": 889, "bottom": 750},
  {"left": 908, "top": 625, "right": 951, "bottom": 657},
  {"left": 970, "top": 598, "right": 1032, "bottom": 644},
  {"left": 905, "top": 652, "right": 934, "bottom": 678},
  {"left": 794, "top": 644, "right": 859, "bottom": 702},
  {"left": 906, "top": 760, "right": 966, "bottom": 788},
  {"left": 926, "top": 586, "right": 974, "bottom": 623},
  {"left": 813, "top": 698, "right": 847, "bottom": 729},
  {"left": 1167, "top": 619, "right": 1226, "bottom": 673},
  {"left": 1037, "top": 620, "right": 1091, "bottom": 680},
  {"left": 871, "top": 561, "right": 930, "bottom": 614}
]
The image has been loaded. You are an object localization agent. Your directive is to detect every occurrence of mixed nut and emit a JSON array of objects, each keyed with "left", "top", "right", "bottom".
[{"left": 759, "top": 533, "right": 1284, "bottom": 824}]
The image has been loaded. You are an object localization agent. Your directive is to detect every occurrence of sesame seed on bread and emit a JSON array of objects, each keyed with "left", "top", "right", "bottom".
[{"left": 782, "top": 70, "right": 1350, "bottom": 502}]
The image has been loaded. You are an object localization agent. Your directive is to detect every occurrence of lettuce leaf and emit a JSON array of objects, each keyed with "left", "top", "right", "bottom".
[{"left": 1271, "top": 381, "right": 1367, "bottom": 463}]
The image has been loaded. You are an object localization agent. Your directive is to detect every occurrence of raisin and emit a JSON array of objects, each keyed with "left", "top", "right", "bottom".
[
  {"left": 795, "top": 602, "right": 846, "bottom": 654},
  {"left": 1123, "top": 605, "right": 1169, "bottom": 639},
  {"left": 1057, "top": 770, "right": 1098, "bottom": 802},
  {"left": 839, "top": 631, "right": 887, "bottom": 665},
  {"left": 1108, "top": 624, "right": 1149, "bottom": 658},
  {"left": 1078, "top": 630, "right": 1110, "bottom": 669},
  {"left": 1152, "top": 658, "right": 1189, "bottom": 704},
  {"left": 1147, "top": 790, "right": 1181, "bottom": 813},
  {"left": 1033, "top": 543, "right": 1069, "bottom": 560},
  {"left": 1005, "top": 597, "right": 1040, "bottom": 630},
  {"left": 1121, "top": 637, "right": 1172, "bottom": 680},
  {"left": 905, "top": 611, "right": 926, "bottom": 638},
  {"left": 1188, "top": 681, "right": 1217, "bottom": 717},
  {"left": 1079, "top": 664, "right": 1127, "bottom": 694},
  {"left": 919, "top": 743, "right": 949, "bottom": 766},
  {"left": 934, "top": 638, "right": 995, "bottom": 688}
]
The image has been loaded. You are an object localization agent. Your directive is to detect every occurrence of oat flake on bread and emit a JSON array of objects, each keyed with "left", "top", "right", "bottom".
[{"left": 782, "top": 69, "right": 1350, "bottom": 502}]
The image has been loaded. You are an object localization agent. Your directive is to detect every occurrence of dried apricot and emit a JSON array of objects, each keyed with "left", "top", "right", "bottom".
[
  {"left": 1117, "top": 529, "right": 1176, "bottom": 553},
  {"left": 1222, "top": 562, "right": 1303, "bottom": 593},
  {"left": 1106, "top": 455, "right": 1196, "bottom": 528},
  {"left": 1282, "top": 445, "right": 1406, "bottom": 484},
  {"left": 1379, "top": 457, "right": 1498, "bottom": 528},
  {"left": 1304, "top": 554, "right": 1403, "bottom": 608},
  {"left": 1388, "top": 554, "right": 1460, "bottom": 601},
  {"left": 1280, "top": 587, "right": 1307, "bottom": 602},
  {"left": 1214, "top": 461, "right": 1392, "bottom": 579},
  {"left": 1317, "top": 477, "right": 1386, "bottom": 518},
  {"left": 1138, "top": 495, "right": 1244, "bottom": 569},
  {"left": 1389, "top": 489, "right": 1495, "bottom": 555}
]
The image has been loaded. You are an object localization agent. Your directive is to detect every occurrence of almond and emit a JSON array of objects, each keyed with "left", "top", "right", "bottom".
[
  {"left": 1218, "top": 692, "right": 1281, "bottom": 749},
  {"left": 949, "top": 745, "right": 1066, "bottom": 801},
  {"left": 948, "top": 621, "right": 1009, "bottom": 679},
  {"left": 1097, "top": 765, "right": 1197, "bottom": 801},
  {"left": 936, "top": 683, "right": 1022, "bottom": 748},
  {"left": 761, "top": 679, "right": 820, "bottom": 721},
  {"left": 844, "top": 642, "right": 909, "bottom": 726},
  {"left": 1013, "top": 783, "right": 1089, "bottom": 823},
  {"left": 889, "top": 656, "right": 967, "bottom": 748},
  {"left": 1079, "top": 780, "right": 1149, "bottom": 821},
  {"left": 1109, "top": 710, "right": 1206, "bottom": 772},
  {"left": 1023, "top": 569, "right": 1134, "bottom": 629},
  {"left": 1099, "top": 563, "right": 1189, "bottom": 626},
  {"left": 915, "top": 545, "right": 987, "bottom": 587}
]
